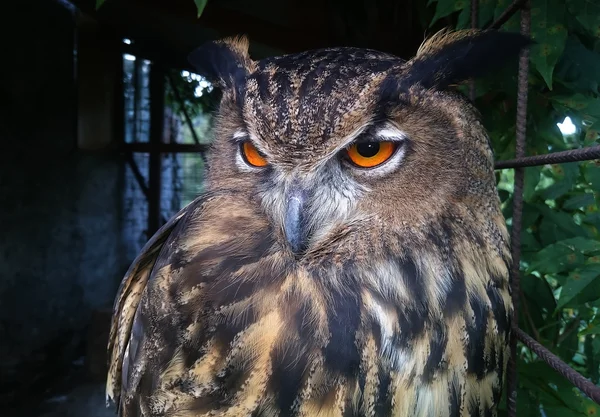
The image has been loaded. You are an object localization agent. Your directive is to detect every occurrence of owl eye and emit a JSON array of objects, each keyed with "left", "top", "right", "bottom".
[
  {"left": 345, "top": 141, "right": 398, "bottom": 168},
  {"left": 241, "top": 141, "right": 268, "bottom": 167}
]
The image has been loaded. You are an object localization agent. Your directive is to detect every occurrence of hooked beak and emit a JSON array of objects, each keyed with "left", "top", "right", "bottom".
[{"left": 283, "top": 186, "right": 309, "bottom": 256}]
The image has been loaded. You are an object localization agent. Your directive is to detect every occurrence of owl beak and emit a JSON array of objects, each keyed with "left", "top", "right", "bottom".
[{"left": 284, "top": 188, "right": 309, "bottom": 256}]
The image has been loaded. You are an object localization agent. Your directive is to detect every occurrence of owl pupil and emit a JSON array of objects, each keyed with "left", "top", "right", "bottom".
[{"left": 356, "top": 142, "right": 380, "bottom": 158}]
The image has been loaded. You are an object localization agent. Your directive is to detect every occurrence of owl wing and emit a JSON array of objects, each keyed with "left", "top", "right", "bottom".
[{"left": 105, "top": 198, "right": 195, "bottom": 410}]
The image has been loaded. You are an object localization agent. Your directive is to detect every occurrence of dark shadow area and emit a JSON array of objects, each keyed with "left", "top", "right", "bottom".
[{"left": 0, "top": 0, "right": 427, "bottom": 415}]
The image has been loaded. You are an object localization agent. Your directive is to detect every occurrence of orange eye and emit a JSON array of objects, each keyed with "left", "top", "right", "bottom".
[
  {"left": 241, "top": 141, "right": 268, "bottom": 167},
  {"left": 346, "top": 141, "right": 397, "bottom": 168}
]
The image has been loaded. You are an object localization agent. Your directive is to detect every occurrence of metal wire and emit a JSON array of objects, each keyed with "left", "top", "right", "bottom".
[
  {"left": 506, "top": 2, "right": 530, "bottom": 416},
  {"left": 495, "top": 145, "right": 600, "bottom": 169},
  {"left": 514, "top": 327, "right": 600, "bottom": 404}
]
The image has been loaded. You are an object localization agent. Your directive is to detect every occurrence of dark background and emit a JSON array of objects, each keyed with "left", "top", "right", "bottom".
[{"left": 0, "top": 0, "right": 432, "bottom": 415}]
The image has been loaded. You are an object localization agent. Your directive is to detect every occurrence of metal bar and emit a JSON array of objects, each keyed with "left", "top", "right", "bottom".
[
  {"left": 166, "top": 73, "right": 202, "bottom": 146},
  {"left": 495, "top": 145, "right": 600, "bottom": 169},
  {"left": 124, "top": 152, "right": 150, "bottom": 199},
  {"left": 123, "top": 142, "right": 210, "bottom": 153},
  {"left": 507, "top": 3, "right": 530, "bottom": 417},
  {"left": 125, "top": 141, "right": 600, "bottom": 167},
  {"left": 148, "top": 62, "right": 165, "bottom": 237},
  {"left": 514, "top": 327, "right": 600, "bottom": 404},
  {"left": 124, "top": 143, "right": 600, "bottom": 166},
  {"left": 485, "top": 0, "right": 528, "bottom": 30},
  {"left": 124, "top": 152, "right": 169, "bottom": 225},
  {"left": 132, "top": 57, "right": 141, "bottom": 143},
  {"left": 123, "top": 138, "right": 600, "bottom": 167}
]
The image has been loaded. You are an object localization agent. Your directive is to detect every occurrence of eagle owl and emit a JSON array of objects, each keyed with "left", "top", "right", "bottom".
[{"left": 107, "top": 29, "right": 529, "bottom": 417}]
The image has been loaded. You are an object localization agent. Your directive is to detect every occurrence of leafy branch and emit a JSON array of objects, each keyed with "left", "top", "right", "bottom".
[{"left": 427, "top": 0, "right": 600, "bottom": 415}]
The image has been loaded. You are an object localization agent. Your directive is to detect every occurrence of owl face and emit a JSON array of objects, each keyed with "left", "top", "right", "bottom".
[{"left": 190, "top": 31, "right": 529, "bottom": 259}]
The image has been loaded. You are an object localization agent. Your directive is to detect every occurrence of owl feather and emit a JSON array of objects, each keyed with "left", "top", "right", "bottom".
[{"left": 107, "top": 29, "right": 529, "bottom": 417}]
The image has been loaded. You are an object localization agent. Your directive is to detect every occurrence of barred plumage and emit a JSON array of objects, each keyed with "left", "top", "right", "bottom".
[{"left": 107, "top": 29, "right": 529, "bottom": 417}]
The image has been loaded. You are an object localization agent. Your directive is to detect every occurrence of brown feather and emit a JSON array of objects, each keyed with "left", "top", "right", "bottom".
[{"left": 107, "top": 29, "right": 527, "bottom": 417}]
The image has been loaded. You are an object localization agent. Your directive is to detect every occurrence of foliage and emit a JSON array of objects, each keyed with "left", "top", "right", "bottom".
[
  {"left": 193, "top": 0, "right": 208, "bottom": 17},
  {"left": 165, "top": 69, "right": 221, "bottom": 124},
  {"left": 163, "top": 69, "right": 219, "bottom": 206},
  {"left": 427, "top": 0, "right": 600, "bottom": 415}
]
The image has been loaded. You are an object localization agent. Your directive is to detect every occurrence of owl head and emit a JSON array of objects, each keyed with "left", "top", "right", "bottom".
[{"left": 188, "top": 30, "right": 529, "bottom": 259}]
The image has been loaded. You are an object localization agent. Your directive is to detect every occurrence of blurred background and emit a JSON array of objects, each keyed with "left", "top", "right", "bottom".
[{"left": 1, "top": 0, "right": 599, "bottom": 416}]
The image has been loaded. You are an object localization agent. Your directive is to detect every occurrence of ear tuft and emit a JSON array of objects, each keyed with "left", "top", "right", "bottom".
[
  {"left": 187, "top": 35, "right": 254, "bottom": 89},
  {"left": 415, "top": 28, "right": 479, "bottom": 58},
  {"left": 403, "top": 29, "right": 532, "bottom": 91}
]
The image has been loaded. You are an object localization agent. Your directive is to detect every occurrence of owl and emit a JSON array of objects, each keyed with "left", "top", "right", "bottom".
[{"left": 107, "top": 29, "right": 530, "bottom": 417}]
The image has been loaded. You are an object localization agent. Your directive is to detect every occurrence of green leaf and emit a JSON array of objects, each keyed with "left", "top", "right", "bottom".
[
  {"left": 521, "top": 230, "right": 542, "bottom": 252},
  {"left": 583, "top": 213, "right": 600, "bottom": 230},
  {"left": 528, "top": 239, "right": 586, "bottom": 274},
  {"left": 194, "top": 0, "right": 208, "bottom": 17},
  {"left": 521, "top": 274, "right": 557, "bottom": 328},
  {"left": 554, "top": 37, "right": 600, "bottom": 94},
  {"left": 555, "top": 237, "right": 600, "bottom": 253},
  {"left": 532, "top": 112, "right": 568, "bottom": 152},
  {"left": 581, "top": 399, "right": 600, "bottom": 416},
  {"left": 478, "top": 0, "right": 498, "bottom": 27},
  {"left": 527, "top": 237, "right": 597, "bottom": 275},
  {"left": 584, "top": 334, "right": 600, "bottom": 384},
  {"left": 519, "top": 361, "right": 589, "bottom": 412},
  {"left": 429, "top": 0, "right": 467, "bottom": 27},
  {"left": 522, "top": 202, "right": 542, "bottom": 229},
  {"left": 552, "top": 94, "right": 600, "bottom": 119},
  {"left": 538, "top": 213, "right": 589, "bottom": 246},
  {"left": 563, "top": 193, "right": 595, "bottom": 211},
  {"left": 494, "top": 0, "right": 520, "bottom": 31},
  {"left": 521, "top": 299, "right": 559, "bottom": 342},
  {"left": 456, "top": 6, "right": 471, "bottom": 29},
  {"left": 572, "top": 278, "right": 600, "bottom": 308},
  {"left": 529, "top": 0, "right": 568, "bottom": 89},
  {"left": 580, "top": 325, "right": 600, "bottom": 336},
  {"left": 541, "top": 180, "right": 573, "bottom": 201},
  {"left": 583, "top": 163, "right": 600, "bottom": 189},
  {"left": 524, "top": 166, "right": 542, "bottom": 202},
  {"left": 540, "top": 162, "right": 580, "bottom": 200},
  {"left": 557, "top": 265, "right": 600, "bottom": 308},
  {"left": 96, "top": 0, "right": 105, "bottom": 9},
  {"left": 556, "top": 316, "right": 580, "bottom": 361},
  {"left": 566, "top": 0, "right": 600, "bottom": 37},
  {"left": 594, "top": 337, "right": 600, "bottom": 357}
]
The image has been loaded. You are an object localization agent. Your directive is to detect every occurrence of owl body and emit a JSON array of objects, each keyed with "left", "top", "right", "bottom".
[{"left": 107, "top": 30, "right": 528, "bottom": 417}]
